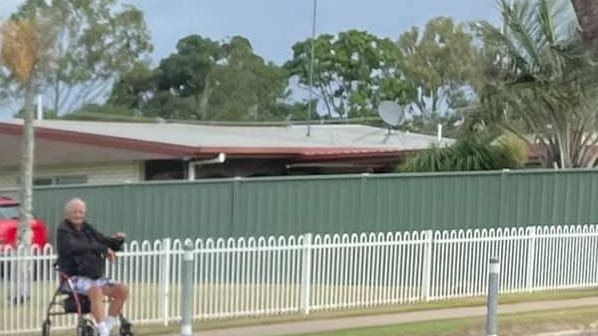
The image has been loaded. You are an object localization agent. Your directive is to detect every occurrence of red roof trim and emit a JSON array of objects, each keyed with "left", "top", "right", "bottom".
[
  {"left": 294, "top": 150, "right": 412, "bottom": 162},
  {"left": 0, "top": 123, "right": 197, "bottom": 157},
  {"left": 195, "top": 146, "right": 402, "bottom": 155}
]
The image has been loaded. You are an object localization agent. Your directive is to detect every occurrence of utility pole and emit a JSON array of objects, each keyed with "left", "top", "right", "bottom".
[{"left": 306, "top": 0, "right": 317, "bottom": 137}]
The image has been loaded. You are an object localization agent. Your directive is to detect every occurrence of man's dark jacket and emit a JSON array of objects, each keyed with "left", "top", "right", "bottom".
[{"left": 56, "top": 220, "right": 124, "bottom": 279}]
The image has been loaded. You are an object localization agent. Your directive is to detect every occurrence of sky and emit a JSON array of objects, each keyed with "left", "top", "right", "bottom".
[
  {"left": 127, "top": 0, "right": 501, "bottom": 65},
  {"left": 0, "top": 0, "right": 501, "bottom": 119}
]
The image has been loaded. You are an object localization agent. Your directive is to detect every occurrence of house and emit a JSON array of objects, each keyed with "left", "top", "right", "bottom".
[{"left": 0, "top": 119, "right": 453, "bottom": 191}]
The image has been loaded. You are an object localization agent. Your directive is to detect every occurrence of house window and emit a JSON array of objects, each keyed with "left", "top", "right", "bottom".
[
  {"left": 32, "top": 178, "right": 53, "bottom": 186},
  {"left": 145, "top": 160, "right": 185, "bottom": 181},
  {"left": 55, "top": 175, "right": 88, "bottom": 185},
  {"left": 31, "top": 175, "right": 88, "bottom": 186}
]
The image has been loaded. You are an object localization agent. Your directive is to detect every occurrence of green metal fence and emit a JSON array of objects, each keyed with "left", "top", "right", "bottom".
[{"left": 31, "top": 169, "right": 598, "bottom": 241}]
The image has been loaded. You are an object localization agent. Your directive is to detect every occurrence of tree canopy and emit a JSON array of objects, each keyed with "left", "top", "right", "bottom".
[
  {"left": 285, "top": 30, "right": 410, "bottom": 119},
  {"left": 107, "top": 35, "right": 289, "bottom": 121},
  {"left": 1, "top": 0, "right": 153, "bottom": 114},
  {"left": 397, "top": 16, "right": 480, "bottom": 119}
]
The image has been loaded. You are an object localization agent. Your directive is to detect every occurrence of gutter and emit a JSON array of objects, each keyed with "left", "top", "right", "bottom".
[{"left": 187, "top": 153, "right": 226, "bottom": 180}]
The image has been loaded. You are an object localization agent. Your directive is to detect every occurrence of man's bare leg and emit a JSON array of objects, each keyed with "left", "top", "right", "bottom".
[
  {"left": 88, "top": 286, "right": 110, "bottom": 336},
  {"left": 88, "top": 286, "right": 106, "bottom": 323},
  {"left": 100, "top": 283, "right": 129, "bottom": 333},
  {"left": 102, "top": 283, "right": 129, "bottom": 317}
]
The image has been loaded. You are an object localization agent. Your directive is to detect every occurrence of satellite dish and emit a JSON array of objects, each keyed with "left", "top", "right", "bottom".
[{"left": 378, "top": 101, "right": 404, "bottom": 127}]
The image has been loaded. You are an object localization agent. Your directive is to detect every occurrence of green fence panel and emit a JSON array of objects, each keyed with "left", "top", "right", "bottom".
[
  {"left": 236, "top": 176, "right": 364, "bottom": 236},
  {"left": 28, "top": 169, "right": 598, "bottom": 241}
]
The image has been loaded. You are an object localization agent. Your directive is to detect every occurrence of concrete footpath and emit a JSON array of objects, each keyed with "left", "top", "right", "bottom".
[{"left": 165, "top": 296, "right": 598, "bottom": 336}]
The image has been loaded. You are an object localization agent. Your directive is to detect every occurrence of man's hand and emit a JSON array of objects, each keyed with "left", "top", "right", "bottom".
[
  {"left": 112, "top": 232, "right": 126, "bottom": 240},
  {"left": 106, "top": 248, "right": 117, "bottom": 263}
]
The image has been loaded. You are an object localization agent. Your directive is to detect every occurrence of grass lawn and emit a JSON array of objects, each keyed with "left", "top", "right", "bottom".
[
  {"left": 289, "top": 306, "right": 598, "bottom": 336},
  {"left": 127, "top": 289, "right": 598, "bottom": 336}
]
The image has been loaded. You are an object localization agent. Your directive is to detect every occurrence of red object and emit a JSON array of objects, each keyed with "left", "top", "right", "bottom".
[{"left": 0, "top": 196, "right": 49, "bottom": 249}]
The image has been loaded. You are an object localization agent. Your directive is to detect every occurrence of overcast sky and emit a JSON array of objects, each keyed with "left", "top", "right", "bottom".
[{"left": 0, "top": 0, "right": 501, "bottom": 119}]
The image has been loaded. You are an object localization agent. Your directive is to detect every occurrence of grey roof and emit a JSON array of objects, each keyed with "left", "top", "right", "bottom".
[{"left": 6, "top": 119, "right": 453, "bottom": 151}]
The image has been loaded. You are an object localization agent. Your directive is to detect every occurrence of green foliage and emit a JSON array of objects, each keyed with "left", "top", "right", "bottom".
[
  {"left": 107, "top": 34, "right": 289, "bottom": 121},
  {"left": 269, "top": 101, "right": 318, "bottom": 121},
  {"left": 397, "top": 17, "right": 481, "bottom": 119},
  {"left": 475, "top": 0, "right": 598, "bottom": 168},
  {"left": 155, "top": 35, "right": 222, "bottom": 120},
  {"left": 283, "top": 21, "right": 480, "bottom": 127},
  {"left": 4, "top": 0, "right": 152, "bottom": 113},
  {"left": 399, "top": 135, "right": 523, "bottom": 172},
  {"left": 14, "top": 107, "right": 59, "bottom": 119},
  {"left": 284, "top": 30, "right": 409, "bottom": 119},
  {"left": 206, "top": 37, "right": 289, "bottom": 121},
  {"left": 493, "top": 131, "right": 530, "bottom": 165},
  {"left": 70, "top": 103, "right": 136, "bottom": 117},
  {"left": 108, "top": 62, "right": 155, "bottom": 111},
  {"left": 61, "top": 104, "right": 158, "bottom": 122}
]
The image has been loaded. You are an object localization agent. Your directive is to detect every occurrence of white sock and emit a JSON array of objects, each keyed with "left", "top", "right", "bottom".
[
  {"left": 97, "top": 321, "right": 110, "bottom": 336},
  {"left": 105, "top": 316, "right": 117, "bottom": 330}
]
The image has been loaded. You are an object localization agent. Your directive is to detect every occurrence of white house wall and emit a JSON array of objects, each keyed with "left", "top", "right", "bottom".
[{"left": 0, "top": 161, "right": 144, "bottom": 193}]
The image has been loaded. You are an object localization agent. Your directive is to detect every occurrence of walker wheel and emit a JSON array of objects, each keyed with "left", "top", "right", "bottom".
[
  {"left": 119, "top": 316, "right": 133, "bottom": 336},
  {"left": 41, "top": 319, "right": 51, "bottom": 336},
  {"left": 120, "top": 324, "right": 134, "bottom": 336},
  {"left": 77, "top": 319, "right": 98, "bottom": 336},
  {"left": 81, "top": 325, "right": 98, "bottom": 336}
]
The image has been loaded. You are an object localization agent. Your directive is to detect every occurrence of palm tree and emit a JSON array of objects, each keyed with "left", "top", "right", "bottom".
[
  {"left": 475, "top": 0, "right": 598, "bottom": 168},
  {"left": 1, "top": 18, "right": 40, "bottom": 303},
  {"left": 571, "top": 0, "right": 598, "bottom": 45},
  {"left": 1, "top": 20, "right": 37, "bottom": 248}
]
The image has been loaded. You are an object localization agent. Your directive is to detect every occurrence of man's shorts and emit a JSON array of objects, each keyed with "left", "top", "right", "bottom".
[{"left": 67, "top": 276, "right": 118, "bottom": 295}]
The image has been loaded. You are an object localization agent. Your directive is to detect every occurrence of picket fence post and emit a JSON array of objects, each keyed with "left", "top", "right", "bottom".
[
  {"left": 300, "top": 233, "right": 313, "bottom": 314},
  {"left": 422, "top": 230, "right": 434, "bottom": 302},
  {"left": 160, "top": 238, "right": 172, "bottom": 326},
  {"left": 525, "top": 227, "right": 537, "bottom": 293}
]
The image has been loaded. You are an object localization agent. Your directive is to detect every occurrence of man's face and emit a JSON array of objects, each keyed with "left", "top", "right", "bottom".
[{"left": 67, "top": 203, "right": 86, "bottom": 226}]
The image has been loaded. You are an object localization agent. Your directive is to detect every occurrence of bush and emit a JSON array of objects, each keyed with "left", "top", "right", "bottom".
[{"left": 399, "top": 135, "right": 525, "bottom": 172}]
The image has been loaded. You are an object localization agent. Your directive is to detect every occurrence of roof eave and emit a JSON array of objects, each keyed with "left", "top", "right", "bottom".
[{"left": 0, "top": 122, "right": 198, "bottom": 158}]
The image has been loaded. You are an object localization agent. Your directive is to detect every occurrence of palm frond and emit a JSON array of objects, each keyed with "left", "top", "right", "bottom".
[{"left": 474, "top": 0, "right": 598, "bottom": 168}]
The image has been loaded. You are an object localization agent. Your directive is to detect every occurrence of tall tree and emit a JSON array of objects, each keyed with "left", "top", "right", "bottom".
[
  {"left": 1, "top": 19, "right": 39, "bottom": 249},
  {"left": 476, "top": 0, "right": 598, "bottom": 168},
  {"left": 108, "top": 62, "right": 155, "bottom": 114},
  {"left": 155, "top": 35, "right": 222, "bottom": 120},
  {"left": 114, "top": 34, "right": 289, "bottom": 121},
  {"left": 3, "top": 0, "right": 152, "bottom": 114},
  {"left": 397, "top": 17, "right": 480, "bottom": 120},
  {"left": 207, "top": 36, "right": 288, "bottom": 121},
  {"left": 285, "top": 30, "right": 409, "bottom": 119},
  {"left": 0, "top": 16, "right": 52, "bottom": 302}
]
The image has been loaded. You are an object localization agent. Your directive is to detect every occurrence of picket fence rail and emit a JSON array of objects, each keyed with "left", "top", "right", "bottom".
[{"left": 2, "top": 224, "right": 598, "bottom": 334}]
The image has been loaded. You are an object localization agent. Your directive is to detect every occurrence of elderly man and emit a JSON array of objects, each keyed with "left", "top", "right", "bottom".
[{"left": 56, "top": 198, "right": 128, "bottom": 336}]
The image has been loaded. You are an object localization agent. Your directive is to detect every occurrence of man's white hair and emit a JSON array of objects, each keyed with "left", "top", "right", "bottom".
[{"left": 64, "top": 198, "right": 86, "bottom": 214}]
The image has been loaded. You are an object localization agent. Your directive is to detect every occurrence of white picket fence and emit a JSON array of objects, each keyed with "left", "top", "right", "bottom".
[{"left": 2, "top": 224, "right": 598, "bottom": 334}]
